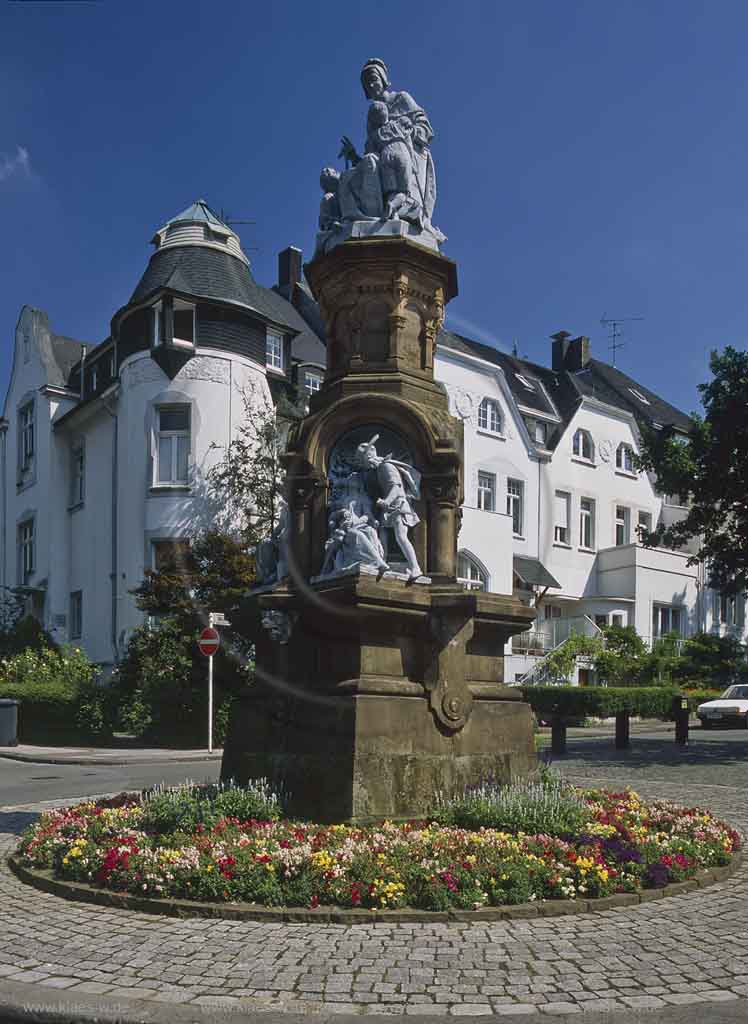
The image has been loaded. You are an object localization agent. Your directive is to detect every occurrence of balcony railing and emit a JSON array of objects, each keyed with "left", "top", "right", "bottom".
[{"left": 511, "top": 616, "right": 601, "bottom": 654}]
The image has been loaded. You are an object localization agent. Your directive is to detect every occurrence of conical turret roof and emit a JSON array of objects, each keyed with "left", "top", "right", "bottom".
[{"left": 149, "top": 198, "right": 248, "bottom": 265}]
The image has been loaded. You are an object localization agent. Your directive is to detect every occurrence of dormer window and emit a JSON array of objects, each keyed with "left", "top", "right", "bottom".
[
  {"left": 572, "top": 428, "right": 594, "bottom": 462},
  {"left": 266, "top": 330, "right": 284, "bottom": 371},
  {"left": 616, "top": 442, "right": 635, "bottom": 473},
  {"left": 515, "top": 373, "right": 535, "bottom": 391},
  {"left": 304, "top": 370, "right": 322, "bottom": 393},
  {"left": 628, "top": 387, "right": 650, "bottom": 405},
  {"left": 173, "top": 299, "right": 195, "bottom": 347},
  {"left": 478, "top": 397, "right": 502, "bottom": 434}
]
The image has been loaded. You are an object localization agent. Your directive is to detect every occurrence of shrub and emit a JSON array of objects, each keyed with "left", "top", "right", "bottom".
[
  {"left": 433, "top": 777, "right": 592, "bottom": 837},
  {"left": 139, "top": 779, "right": 283, "bottom": 834},
  {"left": 112, "top": 618, "right": 245, "bottom": 746},
  {"left": 0, "top": 644, "right": 113, "bottom": 742}
]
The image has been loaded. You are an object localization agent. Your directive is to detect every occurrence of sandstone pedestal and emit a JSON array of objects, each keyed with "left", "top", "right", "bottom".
[{"left": 221, "top": 237, "right": 538, "bottom": 820}]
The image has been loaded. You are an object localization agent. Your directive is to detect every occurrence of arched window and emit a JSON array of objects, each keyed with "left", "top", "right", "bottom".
[
  {"left": 616, "top": 442, "right": 635, "bottom": 473},
  {"left": 457, "top": 552, "right": 487, "bottom": 591},
  {"left": 478, "top": 397, "right": 502, "bottom": 434},
  {"left": 572, "top": 428, "right": 594, "bottom": 462}
]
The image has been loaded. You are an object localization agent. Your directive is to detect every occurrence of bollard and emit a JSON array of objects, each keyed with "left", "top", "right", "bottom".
[
  {"left": 615, "top": 710, "right": 630, "bottom": 749},
  {"left": 672, "top": 694, "right": 690, "bottom": 746},
  {"left": 551, "top": 713, "right": 567, "bottom": 754}
]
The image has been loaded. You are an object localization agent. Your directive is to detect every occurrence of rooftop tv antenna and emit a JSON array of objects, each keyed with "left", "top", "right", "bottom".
[
  {"left": 600, "top": 314, "right": 644, "bottom": 367},
  {"left": 219, "top": 209, "right": 259, "bottom": 252}
]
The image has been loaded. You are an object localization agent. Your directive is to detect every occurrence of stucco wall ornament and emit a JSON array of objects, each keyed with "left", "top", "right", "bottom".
[
  {"left": 598, "top": 439, "right": 613, "bottom": 463},
  {"left": 315, "top": 58, "right": 445, "bottom": 257},
  {"left": 451, "top": 387, "right": 476, "bottom": 422},
  {"left": 176, "top": 356, "right": 230, "bottom": 385}
]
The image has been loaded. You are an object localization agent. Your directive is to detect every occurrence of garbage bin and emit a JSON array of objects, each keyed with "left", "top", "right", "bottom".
[{"left": 0, "top": 699, "right": 19, "bottom": 747}]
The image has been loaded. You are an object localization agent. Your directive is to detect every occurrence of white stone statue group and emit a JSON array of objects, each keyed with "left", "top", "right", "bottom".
[
  {"left": 321, "top": 434, "right": 423, "bottom": 580},
  {"left": 316, "top": 58, "right": 444, "bottom": 255},
  {"left": 254, "top": 434, "right": 423, "bottom": 585}
]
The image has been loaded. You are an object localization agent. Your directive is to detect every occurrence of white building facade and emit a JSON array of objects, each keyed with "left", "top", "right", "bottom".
[{"left": 2, "top": 209, "right": 744, "bottom": 676}]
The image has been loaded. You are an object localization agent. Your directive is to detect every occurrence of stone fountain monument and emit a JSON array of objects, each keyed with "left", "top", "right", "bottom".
[{"left": 221, "top": 58, "right": 538, "bottom": 821}]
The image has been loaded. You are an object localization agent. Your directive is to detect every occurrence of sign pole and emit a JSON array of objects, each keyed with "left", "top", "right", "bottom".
[{"left": 208, "top": 654, "right": 214, "bottom": 753}]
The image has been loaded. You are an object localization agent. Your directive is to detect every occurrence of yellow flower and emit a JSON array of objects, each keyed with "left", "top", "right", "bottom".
[{"left": 206, "top": 864, "right": 214, "bottom": 873}]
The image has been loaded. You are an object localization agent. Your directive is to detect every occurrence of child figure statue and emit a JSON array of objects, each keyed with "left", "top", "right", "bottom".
[
  {"left": 318, "top": 166, "right": 342, "bottom": 232},
  {"left": 365, "top": 101, "right": 421, "bottom": 224}
]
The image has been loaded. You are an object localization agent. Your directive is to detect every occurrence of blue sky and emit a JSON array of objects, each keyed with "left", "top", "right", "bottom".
[{"left": 2, "top": 0, "right": 747, "bottom": 415}]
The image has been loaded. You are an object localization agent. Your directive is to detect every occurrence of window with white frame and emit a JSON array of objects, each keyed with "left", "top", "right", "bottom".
[
  {"left": 477, "top": 471, "right": 496, "bottom": 512},
  {"left": 534, "top": 420, "right": 548, "bottom": 445},
  {"left": 70, "top": 591, "right": 82, "bottom": 639},
  {"left": 572, "top": 428, "right": 594, "bottom": 461},
  {"left": 457, "top": 553, "right": 487, "bottom": 591},
  {"left": 506, "top": 478, "right": 524, "bottom": 536},
  {"left": 152, "top": 539, "right": 192, "bottom": 576},
  {"left": 615, "top": 505, "right": 630, "bottom": 546},
  {"left": 543, "top": 603, "right": 562, "bottom": 620},
  {"left": 612, "top": 613, "right": 624, "bottom": 628},
  {"left": 70, "top": 442, "right": 85, "bottom": 507},
  {"left": 637, "top": 510, "right": 652, "bottom": 539},
  {"left": 266, "top": 331, "right": 284, "bottom": 370},
  {"left": 304, "top": 370, "right": 322, "bottom": 393},
  {"left": 718, "top": 592, "right": 737, "bottom": 626},
  {"left": 554, "top": 490, "right": 570, "bottom": 544},
  {"left": 173, "top": 299, "right": 195, "bottom": 346},
  {"left": 18, "top": 519, "right": 35, "bottom": 583},
  {"left": 616, "top": 442, "right": 635, "bottom": 473},
  {"left": 152, "top": 301, "right": 165, "bottom": 347},
  {"left": 478, "top": 397, "right": 502, "bottom": 434},
  {"left": 155, "top": 406, "right": 190, "bottom": 485},
  {"left": 579, "top": 497, "right": 595, "bottom": 549},
  {"left": 653, "top": 603, "right": 683, "bottom": 637},
  {"left": 19, "top": 402, "right": 35, "bottom": 471}
]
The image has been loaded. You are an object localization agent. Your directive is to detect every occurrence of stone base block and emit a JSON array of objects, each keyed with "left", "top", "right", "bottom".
[{"left": 221, "top": 690, "right": 536, "bottom": 822}]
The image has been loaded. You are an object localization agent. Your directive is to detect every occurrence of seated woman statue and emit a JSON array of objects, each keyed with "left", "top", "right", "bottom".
[{"left": 338, "top": 58, "right": 437, "bottom": 229}]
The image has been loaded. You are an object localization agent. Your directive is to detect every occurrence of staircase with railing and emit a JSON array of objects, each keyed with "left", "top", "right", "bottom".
[{"left": 513, "top": 615, "right": 604, "bottom": 686}]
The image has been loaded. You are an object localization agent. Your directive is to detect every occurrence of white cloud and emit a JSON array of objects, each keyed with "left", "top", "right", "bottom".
[
  {"left": 0, "top": 146, "right": 31, "bottom": 184},
  {"left": 445, "top": 311, "right": 511, "bottom": 353}
]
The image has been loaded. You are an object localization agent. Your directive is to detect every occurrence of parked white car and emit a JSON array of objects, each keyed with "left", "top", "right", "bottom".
[{"left": 697, "top": 685, "right": 748, "bottom": 728}]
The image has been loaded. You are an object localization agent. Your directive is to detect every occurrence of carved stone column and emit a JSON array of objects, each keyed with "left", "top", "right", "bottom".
[{"left": 423, "top": 473, "right": 460, "bottom": 581}]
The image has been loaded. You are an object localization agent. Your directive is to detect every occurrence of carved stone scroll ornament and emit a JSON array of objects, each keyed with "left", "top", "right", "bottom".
[{"left": 424, "top": 610, "right": 475, "bottom": 732}]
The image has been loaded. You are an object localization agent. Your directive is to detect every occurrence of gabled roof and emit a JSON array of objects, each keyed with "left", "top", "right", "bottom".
[{"left": 437, "top": 330, "right": 692, "bottom": 445}]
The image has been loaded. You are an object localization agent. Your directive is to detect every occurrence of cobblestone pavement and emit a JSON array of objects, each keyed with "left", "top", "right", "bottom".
[{"left": 2, "top": 767, "right": 748, "bottom": 1018}]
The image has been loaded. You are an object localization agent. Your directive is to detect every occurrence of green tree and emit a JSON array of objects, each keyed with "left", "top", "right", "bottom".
[
  {"left": 673, "top": 631, "right": 747, "bottom": 689},
  {"left": 636, "top": 346, "right": 748, "bottom": 594},
  {"left": 593, "top": 625, "right": 648, "bottom": 686}
]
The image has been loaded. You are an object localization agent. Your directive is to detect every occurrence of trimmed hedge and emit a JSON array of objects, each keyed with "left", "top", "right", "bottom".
[{"left": 519, "top": 685, "right": 680, "bottom": 720}]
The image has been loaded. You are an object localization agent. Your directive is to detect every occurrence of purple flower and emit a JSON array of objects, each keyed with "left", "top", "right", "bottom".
[{"left": 644, "top": 862, "right": 670, "bottom": 888}]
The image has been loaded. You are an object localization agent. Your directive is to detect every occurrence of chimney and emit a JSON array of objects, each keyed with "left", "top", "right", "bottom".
[
  {"left": 551, "top": 330, "right": 571, "bottom": 371},
  {"left": 278, "top": 246, "right": 303, "bottom": 292},
  {"left": 567, "top": 335, "right": 591, "bottom": 371}
]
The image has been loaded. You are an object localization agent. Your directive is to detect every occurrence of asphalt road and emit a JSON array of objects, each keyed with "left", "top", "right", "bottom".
[{"left": 0, "top": 757, "right": 220, "bottom": 807}]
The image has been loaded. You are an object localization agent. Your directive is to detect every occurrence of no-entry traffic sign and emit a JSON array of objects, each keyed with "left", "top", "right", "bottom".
[{"left": 198, "top": 626, "right": 220, "bottom": 657}]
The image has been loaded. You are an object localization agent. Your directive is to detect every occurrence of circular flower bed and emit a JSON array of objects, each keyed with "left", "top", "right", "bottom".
[{"left": 16, "top": 781, "right": 740, "bottom": 912}]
